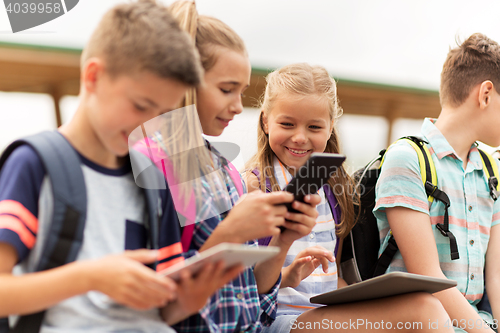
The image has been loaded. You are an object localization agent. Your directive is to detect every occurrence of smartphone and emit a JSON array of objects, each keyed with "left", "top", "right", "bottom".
[{"left": 282, "top": 152, "right": 346, "bottom": 215}]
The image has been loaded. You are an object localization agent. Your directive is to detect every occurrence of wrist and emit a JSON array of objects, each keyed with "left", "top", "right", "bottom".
[
  {"left": 280, "top": 267, "right": 291, "bottom": 289},
  {"left": 76, "top": 259, "right": 100, "bottom": 293},
  {"left": 200, "top": 221, "right": 246, "bottom": 252},
  {"left": 162, "top": 301, "right": 184, "bottom": 325},
  {"left": 269, "top": 234, "right": 293, "bottom": 250},
  {"left": 214, "top": 218, "right": 247, "bottom": 244}
]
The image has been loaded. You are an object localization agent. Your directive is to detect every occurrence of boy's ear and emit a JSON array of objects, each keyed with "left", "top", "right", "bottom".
[
  {"left": 82, "top": 58, "right": 105, "bottom": 94},
  {"left": 261, "top": 111, "right": 269, "bottom": 134},
  {"left": 479, "top": 80, "right": 494, "bottom": 109}
]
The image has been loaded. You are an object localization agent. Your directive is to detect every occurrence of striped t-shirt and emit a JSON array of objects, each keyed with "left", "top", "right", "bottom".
[
  {"left": 273, "top": 156, "right": 338, "bottom": 316},
  {"left": 374, "top": 118, "right": 500, "bottom": 306}
]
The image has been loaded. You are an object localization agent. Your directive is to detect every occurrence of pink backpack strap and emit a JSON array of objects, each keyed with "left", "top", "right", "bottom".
[
  {"left": 225, "top": 162, "right": 244, "bottom": 196},
  {"left": 133, "top": 138, "right": 197, "bottom": 252},
  {"left": 181, "top": 224, "right": 195, "bottom": 252},
  {"left": 182, "top": 162, "right": 243, "bottom": 251}
]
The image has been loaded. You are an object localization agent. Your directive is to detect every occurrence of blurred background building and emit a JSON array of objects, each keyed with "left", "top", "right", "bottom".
[{"left": 1, "top": 0, "right": 499, "bottom": 171}]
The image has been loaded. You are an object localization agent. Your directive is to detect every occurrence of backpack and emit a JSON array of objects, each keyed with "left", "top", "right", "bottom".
[
  {"left": 133, "top": 137, "right": 244, "bottom": 252},
  {"left": 180, "top": 161, "right": 243, "bottom": 251},
  {"left": 251, "top": 168, "right": 342, "bottom": 258},
  {"left": 340, "top": 136, "right": 500, "bottom": 285},
  {"left": 0, "top": 131, "right": 163, "bottom": 333}
]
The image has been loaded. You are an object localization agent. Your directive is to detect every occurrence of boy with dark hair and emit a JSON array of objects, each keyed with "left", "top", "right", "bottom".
[
  {"left": 375, "top": 33, "right": 500, "bottom": 332},
  {"left": 0, "top": 1, "right": 242, "bottom": 332}
]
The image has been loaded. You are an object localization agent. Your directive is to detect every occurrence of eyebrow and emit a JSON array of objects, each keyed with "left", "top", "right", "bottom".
[
  {"left": 278, "top": 115, "right": 296, "bottom": 120},
  {"left": 221, "top": 81, "right": 250, "bottom": 89},
  {"left": 277, "top": 115, "right": 327, "bottom": 123}
]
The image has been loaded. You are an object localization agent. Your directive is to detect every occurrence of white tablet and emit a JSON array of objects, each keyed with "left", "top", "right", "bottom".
[
  {"left": 310, "top": 272, "right": 457, "bottom": 305},
  {"left": 159, "top": 243, "right": 280, "bottom": 281}
]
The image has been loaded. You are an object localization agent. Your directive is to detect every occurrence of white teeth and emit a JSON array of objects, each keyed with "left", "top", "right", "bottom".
[{"left": 288, "top": 148, "right": 308, "bottom": 154}]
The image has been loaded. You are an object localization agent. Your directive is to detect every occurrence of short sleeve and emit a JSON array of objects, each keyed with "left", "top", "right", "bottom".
[
  {"left": 373, "top": 140, "right": 430, "bottom": 222},
  {"left": 0, "top": 145, "right": 45, "bottom": 262}
]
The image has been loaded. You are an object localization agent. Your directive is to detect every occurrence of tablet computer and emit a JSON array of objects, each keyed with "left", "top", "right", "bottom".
[
  {"left": 310, "top": 272, "right": 457, "bottom": 305},
  {"left": 159, "top": 243, "right": 280, "bottom": 281}
]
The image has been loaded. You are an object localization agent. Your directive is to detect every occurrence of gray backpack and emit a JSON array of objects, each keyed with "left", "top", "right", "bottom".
[{"left": 0, "top": 131, "right": 163, "bottom": 333}]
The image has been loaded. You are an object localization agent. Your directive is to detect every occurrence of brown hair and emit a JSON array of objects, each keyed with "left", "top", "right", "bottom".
[
  {"left": 81, "top": 0, "right": 202, "bottom": 86},
  {"left": 246, "top": 63, "right": 359, "bottom": 239},
  {"left": 440, "top": 33, "right": 500, "bottom": 107}
]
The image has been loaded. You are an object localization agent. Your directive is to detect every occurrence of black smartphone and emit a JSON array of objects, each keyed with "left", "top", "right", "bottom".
[{"left": 281, "top": 153, "right": 346, "bottom": 229}]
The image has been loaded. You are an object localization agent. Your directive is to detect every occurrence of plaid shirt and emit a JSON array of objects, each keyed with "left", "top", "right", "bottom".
[{"left": 173, "top": 141, "right": 281, "bottom": 333}]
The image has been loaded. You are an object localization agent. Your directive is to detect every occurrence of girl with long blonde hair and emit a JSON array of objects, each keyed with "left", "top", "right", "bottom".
[{"left": 245, "top": 63, "right": 454, "bottom": 333}]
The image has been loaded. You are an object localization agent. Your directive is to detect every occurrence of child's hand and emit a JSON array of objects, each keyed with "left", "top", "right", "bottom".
[
  {"left": 217, "top": 190, "right": 294, "bottom": 242},
  {"left": 162, "top": 261, "right": 244, "bottom": 325},
  {"left": 86, "top": 249, "right": 177, "bottom": 310},
  {"left": 281, "top": 246, "right": 335, "bottom": 289},
  {"left": 278, "top": 194, "right": 321, "bottom": 246}
]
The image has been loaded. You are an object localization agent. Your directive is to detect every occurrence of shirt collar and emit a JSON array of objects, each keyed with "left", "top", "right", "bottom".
[
  {"left": 205, "top": 139, "right": 228, "bottom": 170},
  {"left": 421, "top": 118, "right": 482, "bottom": 170}
]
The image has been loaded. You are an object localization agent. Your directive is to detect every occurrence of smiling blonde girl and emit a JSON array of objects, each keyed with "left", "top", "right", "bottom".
[{"left": 245, "top": 63, "right": 454, "bottom": 333}]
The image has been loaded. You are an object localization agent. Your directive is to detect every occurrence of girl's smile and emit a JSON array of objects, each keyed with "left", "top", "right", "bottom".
[
  {"left": 285, "top": 147, "right": 312, "bottom": 157},
  {"left": 262, "top": 94, "right": 333, "bottom": 174}
]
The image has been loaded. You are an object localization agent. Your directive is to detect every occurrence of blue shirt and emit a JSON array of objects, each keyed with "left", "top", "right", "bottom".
[{"left": 374, "top": 118, "right": 500, "bottom": 305}]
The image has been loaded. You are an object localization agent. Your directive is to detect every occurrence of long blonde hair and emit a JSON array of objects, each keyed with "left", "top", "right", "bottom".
[
  {"left": 162, "top": 1, "right": 247, "bottom": 208},
  {"left": 246, "top": 63, "right": 358, "bottom": 238}
]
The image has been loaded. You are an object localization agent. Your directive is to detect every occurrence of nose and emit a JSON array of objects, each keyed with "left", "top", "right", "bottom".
[
  {"left": 291, "top": 128, "right": 307, "bottom": 145},
  {"left": 229, "top": 95, "right": 244, "bottom": 115}
]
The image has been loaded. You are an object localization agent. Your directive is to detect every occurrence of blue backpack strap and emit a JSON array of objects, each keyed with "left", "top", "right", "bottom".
[
  {"left": 0, "top": 131, "right": 87, "bottom": 333},
  {"left": 27, "top": 131, "right": 87, "bottom": 270},
  {"left": 0, "top": 318, "right": 8, "bottom": 333},
  {"left": 323, "top": 184, "right": 341, "bottom": 258},
  {"left": 129, "top": 149, "right": 162, "bottom": 256}
]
